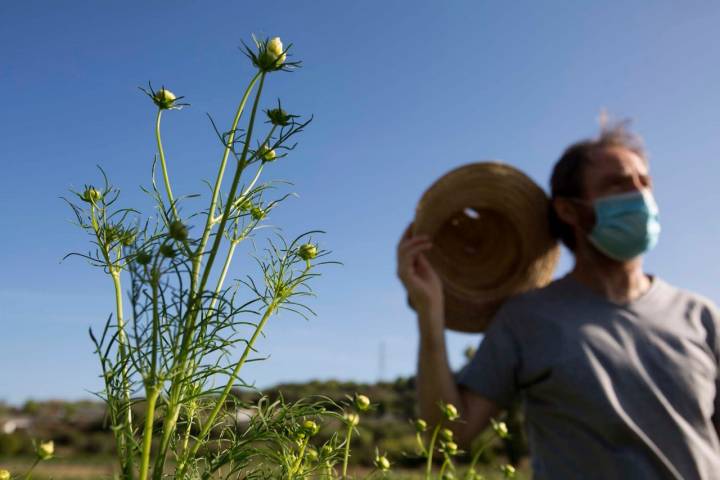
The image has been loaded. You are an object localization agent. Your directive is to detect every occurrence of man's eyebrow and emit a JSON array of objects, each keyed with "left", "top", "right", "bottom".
[{"left": 597, "top": 173, "right": 632, "bottom": 186}]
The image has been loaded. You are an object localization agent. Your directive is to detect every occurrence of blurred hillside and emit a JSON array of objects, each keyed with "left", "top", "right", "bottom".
[{"left": 0, "top": 375, "right": 528, "bottom": 469}]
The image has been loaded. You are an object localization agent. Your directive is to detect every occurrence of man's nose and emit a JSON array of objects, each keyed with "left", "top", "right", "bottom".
[{"left": 632, "top": 173, "right": 650, "bottom": 191}]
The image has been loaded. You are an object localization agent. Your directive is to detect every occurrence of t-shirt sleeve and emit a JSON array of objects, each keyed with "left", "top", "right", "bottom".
[
  {"left": 453, "top": 307, "right": 520, "bottom": 410},
  {"left": 700, "top": 297, "right": 720, "bottom": 430}
]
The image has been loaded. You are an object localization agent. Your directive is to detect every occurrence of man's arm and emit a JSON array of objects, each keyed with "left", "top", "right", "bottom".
[{"left": 416, "top": 306, "right": 502, "bottom": 450}]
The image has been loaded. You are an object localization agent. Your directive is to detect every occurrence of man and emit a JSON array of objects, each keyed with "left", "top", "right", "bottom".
[{"left": 396, "top": 124, "right": 720, "bottom": 479}]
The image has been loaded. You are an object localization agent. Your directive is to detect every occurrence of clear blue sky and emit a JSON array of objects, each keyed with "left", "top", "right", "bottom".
[{"left": 2, "top": 1, "right": 719, "bottom": 405}]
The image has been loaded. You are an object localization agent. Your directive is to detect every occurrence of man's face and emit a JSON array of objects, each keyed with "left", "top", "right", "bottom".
[
  {"left": 581, "top": 146, "right": 652, "bottom": 202},
  {"left": 554, "top": 145, "right": 655, "bottom": 256}
]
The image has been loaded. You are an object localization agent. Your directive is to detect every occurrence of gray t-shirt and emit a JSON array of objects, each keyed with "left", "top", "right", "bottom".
[{"left": 455, "top": 273, "right": 720, "bottom": 479}]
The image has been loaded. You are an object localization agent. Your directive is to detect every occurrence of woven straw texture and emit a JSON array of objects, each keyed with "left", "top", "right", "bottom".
[{"left": 412, "top": 161, "right": 560, "bottom": 332}]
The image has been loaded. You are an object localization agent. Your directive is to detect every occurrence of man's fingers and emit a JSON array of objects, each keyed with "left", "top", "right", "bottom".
[{"left": 398, "top": 242, "right": 433, "bottom": 276}]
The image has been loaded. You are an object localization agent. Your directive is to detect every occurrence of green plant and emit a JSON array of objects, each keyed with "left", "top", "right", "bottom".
[{"left": 64, "top": 35, "right": 343, "bottom": 480}]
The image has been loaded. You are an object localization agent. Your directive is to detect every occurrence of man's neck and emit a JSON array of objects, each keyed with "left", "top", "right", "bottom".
[{"left": 570, "top": 244, "right": 652, "bottom": 304}]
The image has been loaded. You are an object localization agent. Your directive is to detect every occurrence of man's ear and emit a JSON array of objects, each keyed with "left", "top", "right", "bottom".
[{"left": 552, "top": 197, "right": 578, "bottom": 228}]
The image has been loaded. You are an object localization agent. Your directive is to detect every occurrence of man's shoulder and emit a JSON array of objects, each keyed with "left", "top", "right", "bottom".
[
  {"left": 491, "top": 275, "right": 573, "bottom": 326},
  {"left": 502, "top": 274, "right": 573, "bottom": 310},
  {"left": 657, "top": 276, "right": 719, "bottom": 318}
]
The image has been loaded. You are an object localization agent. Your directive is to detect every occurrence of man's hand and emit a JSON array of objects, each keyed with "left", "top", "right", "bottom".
[{"left": 396, "top": 222, "right": 444, "bottom": 333}]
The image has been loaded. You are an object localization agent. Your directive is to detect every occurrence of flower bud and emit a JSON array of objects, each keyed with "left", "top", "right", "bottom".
[
  {"left": 443, "top": 441, "right": 458, "bottom": 456},
  {"left": 104, "top": 225, "right": 121, "bottom": 245},
  {"left": 0, "top": 469, "right": 10, "bottom": 480},
  {"left": 82, "top": 186, "right": 102, "bottom": 204},
  {"left": 466, "top": 470, "right": 484, "bottom": 480},
  {"left": 258, "top": 143, "right": 276, "bottom": 162},
  {"left": 320, "top": 444, "right": 333, "bottom": 457},
  {"left": 374, "top": 454, "right": 391, "bottom": 471},
  {"left": 135, "top": 251, "right": 153, "bottom": 266},
  {"left": 267, "top": 37, "right": 283, "bottom": 57},
  {"left": 237, "top": 199, "right": 252, "bottom": 212},
  {"left": 37, "top": 440, "right": 54, "bottom": 460},
  {"left": 442, "top": 402, "right": 459, "bottom": 421},
  {"left": 153, "top": 88, "right": 177, "bottom": 110},
  {"left": 491, "top": 419, "right": 509, "bottom": 439},
  {"left": 306, "top": 446, "right": 319, "bottom": 462},
  {"left": 266, "top": 107, "right": 291, "bottom": 126},
  {"left": 256, "top": 37, "right": 287, "bottom": 71},
  {"left": 440, "top": 428, "right": 453, "bottom": 442},
  {"left": 500, "top": 465, "right": 516, "bottom": 478},
  {"left": 168, "top": 221, "right": 188, "bottom": 241},
  {"left": 298, "top": 243, "right": 317, "bottom": 261},
  {"left": 354, "top": 393, "right": 371, "bottom": 412},
  {"left": 344, "top": 412, "right": 359, "bottom": 427},
  {"left": 250, "top": 206, "right": 266, "bottom": 221},
  {"left": 414, "top": 418, "right": 427, "bottom": 433},
  {"left": 442, "top": 472, "right": 456, "bottom": 480},
  {"left": 121, "top": 230, "right": 136, "bottom": 247},
  {"left": 302, "top": 419, "right": 320, "bottom": 436},
  {"left": 159, "top": 244, "right": 176, "bottom": 258}
]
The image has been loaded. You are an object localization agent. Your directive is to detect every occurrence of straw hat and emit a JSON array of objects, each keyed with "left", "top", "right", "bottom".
[{"left": 410, "top": 161, "right": 560, "bottom": 332}]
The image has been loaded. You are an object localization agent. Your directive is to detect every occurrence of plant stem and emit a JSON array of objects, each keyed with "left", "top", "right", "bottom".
[
  {"left": 178, "top": 298, "right": 278, "bottom": 474},
  {"left": 176, "top": 72, "right": 267, "bottom": 377},
  {"left": 466, "top": 439, "right": 492, "bottom": 476},
  {"left": 155, "top": 109, "right": 178, "bottom": 221},
  {"left": 439, "top": 458, "right": 449, "bottom": 477},
  {"left": 138, "top": 388, "right": 159, "bottom": 480},
  {"left": 425, "top": 423, "right": 441, "bottom": 480},
  {"left": 138, "top": 275, "right": 162, "bottom": 480},
  {"left": 192, "top": 70, "right": 262, "bottom": 288},
  {"left": 111, "top": 269, "right": 134, "bottom": 479},
  {"left": 22, "top": 458, "right": 40, "bottom": 480},
  {"left": 288, "top": 435, "right": 310, "bottom": 478},
  {"left": 341, "top": 422, "right": 354, "bottom": 479},
  {"left": 153, "top": 72, "right": 266, "bottom": 478}
]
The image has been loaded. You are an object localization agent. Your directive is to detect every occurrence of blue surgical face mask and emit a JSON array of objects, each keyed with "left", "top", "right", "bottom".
[{"left": 578, "top": 189, "right": 661, "bottom": 261}]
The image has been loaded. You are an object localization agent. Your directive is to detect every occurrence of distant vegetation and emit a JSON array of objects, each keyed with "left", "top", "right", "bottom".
[{"left": 0, "top": 375, "right": 529, "bottom": 470}]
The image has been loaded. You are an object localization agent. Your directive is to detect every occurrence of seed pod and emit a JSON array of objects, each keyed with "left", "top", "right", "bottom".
[
  {"left": 153, "top": 88, "right": 177, "bottom": 109},
  {"left": 159, "top": 244, "right": 176, "bottom": 258},
  {"left": 168, "top": 221, "right": 188, "bottom": 241},
  {"left": 82, "top": 186, "right": 102, "bottom": 204},
  {"left": 37, "top": 440, "right": 54, "bottom": 460},
  {"left": 298, "top": 243, "right": 317, "bottom": 261}
]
